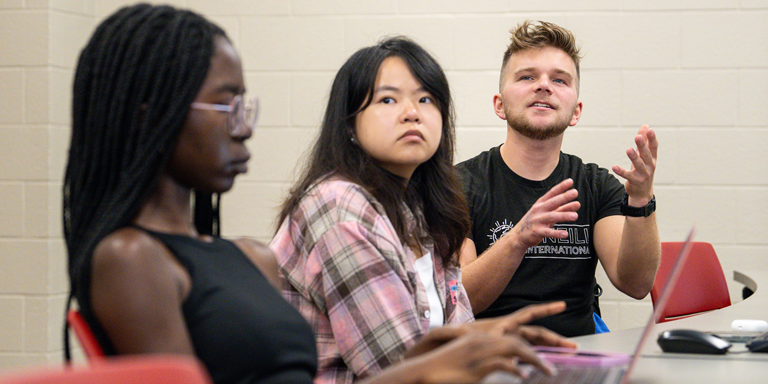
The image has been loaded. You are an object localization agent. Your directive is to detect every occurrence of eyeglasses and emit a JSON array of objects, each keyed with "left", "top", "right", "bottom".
[{"left": 190, "top": 95, "right": 259, "bottom": 137}]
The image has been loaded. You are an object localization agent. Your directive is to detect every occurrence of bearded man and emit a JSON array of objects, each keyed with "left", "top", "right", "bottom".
[{"left": 456, "top": 20, "right": 661, "bottom": 337}]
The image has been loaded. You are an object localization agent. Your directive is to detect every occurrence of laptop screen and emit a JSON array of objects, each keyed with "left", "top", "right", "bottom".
[{"left": 620, "top": 227, "right": 696, "bottom": 383}]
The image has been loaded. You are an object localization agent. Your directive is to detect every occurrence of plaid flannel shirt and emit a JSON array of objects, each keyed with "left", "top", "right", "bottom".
[{"left": 271, "top": 177, "right": 474, "bottom": 384}]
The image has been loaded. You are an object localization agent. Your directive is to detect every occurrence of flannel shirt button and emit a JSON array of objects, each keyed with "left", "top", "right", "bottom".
[{"left": 424, "top": 310, "right": 431, "bottom": 319}]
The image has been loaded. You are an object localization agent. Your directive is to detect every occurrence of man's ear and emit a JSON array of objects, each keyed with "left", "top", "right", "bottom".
[
  {"left": 493, "top": 94, "right": 506, "bottom": 121},
  {"left": 569, "top": 100, "right": 583, "bottom": 126}
]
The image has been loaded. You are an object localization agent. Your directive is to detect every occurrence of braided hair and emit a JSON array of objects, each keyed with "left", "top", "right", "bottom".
[{"left": 63, "top": 3, "right": 225, "bottom": 357}]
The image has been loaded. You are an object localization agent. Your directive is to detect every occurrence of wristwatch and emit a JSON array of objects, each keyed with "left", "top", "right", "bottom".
[{"left": 620, "top": 193, "right": 656, "bottom": 217}]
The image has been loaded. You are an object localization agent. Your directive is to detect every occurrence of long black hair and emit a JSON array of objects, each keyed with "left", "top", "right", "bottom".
[
  {"left": 63, "top": 3, "right": 225, "bottom": 357},
  {"left": 277, "top": 36, "right": 469, "bottom": 266}
]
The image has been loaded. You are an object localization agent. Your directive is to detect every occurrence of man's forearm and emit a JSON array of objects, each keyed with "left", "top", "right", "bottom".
[
  {"left": 462, "top": 235, "right": 527, "bottom": 314},
  {"left": 616, "top": 214, "right": 661, "bottom": 299}
]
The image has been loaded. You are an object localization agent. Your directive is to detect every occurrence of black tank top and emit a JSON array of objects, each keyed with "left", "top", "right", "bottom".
[{"left": 135, "top": 229, "right": 317, "bottom": 384}]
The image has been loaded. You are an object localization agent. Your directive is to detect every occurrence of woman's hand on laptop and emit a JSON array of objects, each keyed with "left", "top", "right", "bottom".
[
  {"left": 403, "top": 301, "right": 577, "bottom": 361},
  {"left": 469, "top": 301, "right": 579, "bottom": 348},
  {"left": 397, "top": 328, "right": 559, "bottom": 382}
]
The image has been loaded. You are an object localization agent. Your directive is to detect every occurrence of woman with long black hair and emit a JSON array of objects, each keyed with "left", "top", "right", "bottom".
[{"left": 272, "top": 36, "right": 574, "bottom": 384}]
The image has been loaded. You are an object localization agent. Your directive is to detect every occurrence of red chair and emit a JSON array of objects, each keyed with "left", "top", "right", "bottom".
[
  {"left": 66, "top": 309, "right": 105, "bottom": 360},
  {"left": 0, "top": 355, "right": 211, "bottom": 384},
  {"left": 651, "top": 241, "right": 731, "bottom": 323}
]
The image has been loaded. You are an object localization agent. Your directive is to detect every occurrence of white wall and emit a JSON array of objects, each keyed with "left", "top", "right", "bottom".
[{"left": 0, "top": 0, "right": 766, "bottom": 369}]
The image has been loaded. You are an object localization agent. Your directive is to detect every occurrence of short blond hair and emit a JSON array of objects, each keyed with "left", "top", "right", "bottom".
[{"left": 500, "top": 20, "right": 582, "bottom": 92}]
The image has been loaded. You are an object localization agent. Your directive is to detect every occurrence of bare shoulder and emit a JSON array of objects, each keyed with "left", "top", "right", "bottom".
[
  {"left": 91, "top": 227, "right": 190, "bottom": 307},
  {"left": 90, "top": 227, "right": 194, "bottom": 354},
  {"left": 232, "top": 237, "right": 280, "bottom": 288},
  {"left": 92, "top": 227, "right": 173, "bottom": 280}
]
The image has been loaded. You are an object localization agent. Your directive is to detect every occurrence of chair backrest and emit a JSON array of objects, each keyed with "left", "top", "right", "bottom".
[
  {"left": 66, "top": 309, "right": 106, "bottom": 360},
  {"left": 0, "top": 355, "right": 212, "bottom": 384},
  {"left": 651, "top": 241, "right": 731, "bottom": 323}
]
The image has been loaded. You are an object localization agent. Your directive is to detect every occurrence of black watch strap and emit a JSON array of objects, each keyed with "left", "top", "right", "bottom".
[{"left": 620, "top": 193, "right": 656, "bottom": 217}]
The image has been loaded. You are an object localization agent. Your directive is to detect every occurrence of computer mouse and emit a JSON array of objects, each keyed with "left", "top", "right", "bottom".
[
  {"left": 657, "top": 329, "right": 731, "bottom": 355},
  {"left": 746, "top": 331, "right": 768, "bottom": 353}
]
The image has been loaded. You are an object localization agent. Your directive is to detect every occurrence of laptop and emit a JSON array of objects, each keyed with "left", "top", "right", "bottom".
[{"left": 484, "top": 227, "right": 697, "bottom": 384}]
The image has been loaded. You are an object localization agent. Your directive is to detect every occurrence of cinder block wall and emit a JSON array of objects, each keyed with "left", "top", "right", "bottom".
[{"left": 1, "top": 0, "right": 766, "bottom": 369}]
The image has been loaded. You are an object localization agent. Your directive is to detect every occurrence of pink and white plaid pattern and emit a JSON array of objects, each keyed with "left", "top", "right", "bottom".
[{"left": 271, "top": 177, "right": 473, "bottom": 384}]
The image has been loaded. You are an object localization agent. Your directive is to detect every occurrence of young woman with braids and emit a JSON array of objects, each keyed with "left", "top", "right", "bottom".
[
  {"left": 63, "top": 4, "right": 313, "bottom": 383},
  {"left": 271, "top": 37, "right": 576, "bottom": 384},
  {"left": 65, "top": 4, "right": 572, "bottom": 383}
]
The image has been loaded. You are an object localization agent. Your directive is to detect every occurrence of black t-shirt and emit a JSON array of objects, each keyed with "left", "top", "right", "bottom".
[{"left": 456, "top": 145, "right": 624, "bottom": 337}]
